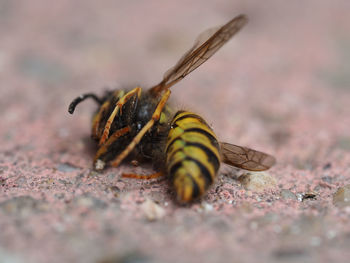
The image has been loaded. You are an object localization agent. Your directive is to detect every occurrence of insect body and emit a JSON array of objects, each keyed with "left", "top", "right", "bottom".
[
  {"left": 166, "top": 111, "right": 221, "bottom": 201},
  {"left": 68, "top": 14, "right": 276, "bottom": 202}
]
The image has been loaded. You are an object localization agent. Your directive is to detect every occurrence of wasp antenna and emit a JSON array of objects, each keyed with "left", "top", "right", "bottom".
[{"left": 68, "top": 93, "right": 102, "bottom": 114}]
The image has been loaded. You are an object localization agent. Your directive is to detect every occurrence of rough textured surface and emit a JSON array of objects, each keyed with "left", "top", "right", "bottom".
[{"left": 1, "top": 1, "right": 350, "bottom": 263}]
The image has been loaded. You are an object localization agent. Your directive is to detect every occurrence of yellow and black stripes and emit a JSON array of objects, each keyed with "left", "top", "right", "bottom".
[{"left": 165, "top": 111, "right": 221, "bottom": 202}]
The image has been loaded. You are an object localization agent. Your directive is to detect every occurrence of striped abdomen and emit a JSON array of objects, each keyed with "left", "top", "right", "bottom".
[{"left": 165, "top": 111, "right": 221, "bottom": 202}]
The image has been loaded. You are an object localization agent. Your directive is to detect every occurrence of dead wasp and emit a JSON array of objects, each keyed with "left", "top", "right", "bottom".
[{"left": 68, "top": 14, "right": 275, "bottom": 202}]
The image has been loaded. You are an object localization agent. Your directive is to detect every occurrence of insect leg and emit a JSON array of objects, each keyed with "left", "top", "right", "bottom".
[
  {"left": 110, "top": 89, "right": 171, "bottom": 168},
  {"left": 99, "top": 87, "right": 141, "bottom": 146},
  {"left": 91, "top": 100, "right": 111, "bottom": 140},
  {"left": 91, "top": 90, "right": 125, "bottom": 140},
  {"left": 122, "top": 171, "right": 164, "bottom": 180},
  {"left": 68, "top": 93, "right": 103, "bottom": 114},
  {"left": 94, "top": 126, "right": 131, "bottom": 170}
]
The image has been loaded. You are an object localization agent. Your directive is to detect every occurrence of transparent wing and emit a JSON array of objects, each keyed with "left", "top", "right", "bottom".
[
  {"left": 220, "top": 142, "right": 276, "bottom": 171},
  {"left": 149, "top": 14, "right": 248, "bottom": 96}
]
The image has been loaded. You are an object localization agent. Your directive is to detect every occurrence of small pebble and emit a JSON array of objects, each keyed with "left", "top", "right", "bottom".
[
  {"left": 280, "top": 189, "right": 297, "bottom": 200},
  {"left": 296, "top": 193, "right": 304, "bottom": 202},
  {"left": 239, "top": 172, "right": 277, "bottom": 192},
  {"left": 57, "top": 163, "right": 79, "bottom": 173},
  {"left": 141, "top": 198, "right": 165, "bottom": 221},
  {"left": 326, "top": 230, "right": 337, "bottom": 239},
  {"left": 198, "top": 202, "right": 213, "bottom": 213},
  {"left": 73, "top": 195, "right": 107, "bottom": 209},
  {"left": 333, "top": 184, "right": 350, "bottom": 207},
  {"left": 95, "top": 159, "right": 106, "bottom": 170}
]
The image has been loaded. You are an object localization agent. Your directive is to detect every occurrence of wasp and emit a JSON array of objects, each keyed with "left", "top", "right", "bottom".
[{"left": 68, "top": 14, "right": 275, "bottom": 203}]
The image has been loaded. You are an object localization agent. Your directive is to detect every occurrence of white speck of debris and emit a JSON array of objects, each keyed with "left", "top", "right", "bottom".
[
  {"left": 326, "top": 230, "right": 337, "bottom": 239},
  {"left": 95, "top": 159, "right": 105, "bottom": 170},
  {"left": 200, "top": 202, "right": 213, "bottom": 213},
  {"left": 141, "top": 198, "right": 166, "bottom": 221},
  {"left": 296, "top": 193, "right": 303, "bottom": 202},
  {"left": 310, "top": 236, "right": 322, "bottom": 247}
]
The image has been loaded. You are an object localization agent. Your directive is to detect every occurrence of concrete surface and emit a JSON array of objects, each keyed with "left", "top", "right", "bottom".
[{"left": 1, "top": 1, "right": 350, "bottom": 262}]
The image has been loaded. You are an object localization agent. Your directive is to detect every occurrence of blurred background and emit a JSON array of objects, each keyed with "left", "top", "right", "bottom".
[
  {"left": 0, "top": 1, "right": 350, "bottom": 263},
  {"left": 1, "top": 0, "right": 350, "bottom": 157}
]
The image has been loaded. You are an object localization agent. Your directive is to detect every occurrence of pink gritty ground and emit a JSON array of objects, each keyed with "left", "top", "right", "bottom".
[{"left": 1, "top": 1, "right": 350, "bottom": 263}]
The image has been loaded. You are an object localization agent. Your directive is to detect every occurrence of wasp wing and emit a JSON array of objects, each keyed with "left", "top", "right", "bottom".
[
  {"left": 220, "top": 142, "right": 275, "bottom": 171},
  {"left": 149, "top": 14, "right": 248, "bottom": 95}
]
